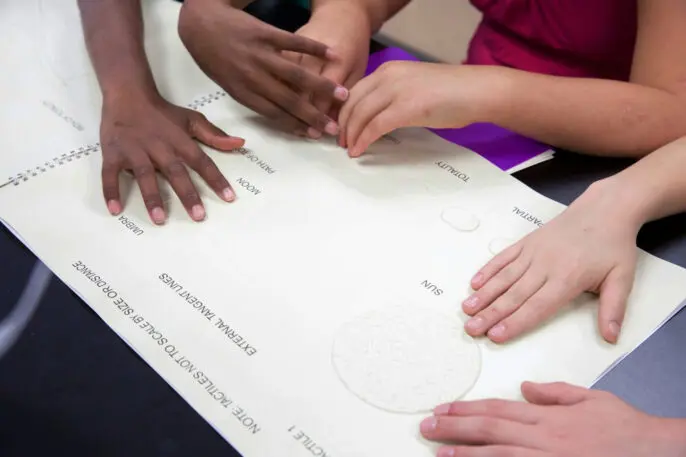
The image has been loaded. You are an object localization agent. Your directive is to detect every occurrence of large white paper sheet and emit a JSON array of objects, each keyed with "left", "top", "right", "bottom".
[{"left": 3, "top": 2, "right": 686, "bottom": 456}]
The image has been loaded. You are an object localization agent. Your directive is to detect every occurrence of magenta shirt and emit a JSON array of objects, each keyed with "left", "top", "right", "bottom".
[{"left": 467, "top": 0, "right": 638, "bottom": 80}]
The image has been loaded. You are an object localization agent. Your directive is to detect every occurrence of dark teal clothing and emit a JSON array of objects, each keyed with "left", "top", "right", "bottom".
[{"left": 292, "top": 0, "right": 310, "bottom": 9}]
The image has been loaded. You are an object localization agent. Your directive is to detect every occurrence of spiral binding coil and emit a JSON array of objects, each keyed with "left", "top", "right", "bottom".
[
  {"left": 5, "top": 143, "right": 100, "bottom": 187},
  {"left": 2, "top": 91, "right": 230, "bottom": 189},
  {"left": 187, "top": 90, "right": 228, "bottom": 111}
]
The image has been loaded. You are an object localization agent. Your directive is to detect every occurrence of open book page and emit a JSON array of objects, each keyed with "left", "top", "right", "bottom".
[{"left": 2, "top": 1, "right": 686, "bottom": 456}]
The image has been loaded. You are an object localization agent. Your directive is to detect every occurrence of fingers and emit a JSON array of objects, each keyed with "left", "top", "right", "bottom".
[
  {"left": 420, "top": 415, "right": 537, "bottom": 447},
  {"left": 312, "top": 64, "right": 349, "bottom": 124},
  {"left": 147, "top": 143, "right": 205, "bottom": 222},
  {"left": 486, "top": 280, "right": 576, "bottom": 343},
  {"left": 293, "top": 54, "right": 324, "bottom": 138},
  {"left": 471, "top": 243, "right": 523, "bottom": 290},
  {"left": 433, "top": 399, "right": 541, "bottom": 425},
  {"left": 464, "top": 268, "right": 546, "bottom": 340},
  {"left": 175, "top": 138, "right": 236, "bottom": 203},
  {"left": 188, "top": 112, "right": 245, "bottom": 151},
  {"left": 598, "top": 266, "right": 634, "bottom": 343},
  {"left": 463, "top": 257, "right": 529, "bottom": 317},
  {"left": 345, "top": 96, "right": 393, "bottom": 157},
  {"left": 521, "top": 381, "right": 592, "bottom": 406},
  {"left": 338, "top": 74, "right": 382, "bottom": 147},
  {"left": 248, "top": 72, "right": 338, "bottom": 134},
  {"left": 270, "top": 28, "right": 335, "bottom": 60},
  {"left": 101, "top": 154, "right": 123, "bottom": 216},
  {"left": 436, "top": 445, "right": 543, "bottom": 457},
  {"left": 262, "top": 53, "right": 348, "bottom": 101},
  {"left": 127, "top": 151, "right": 167, "bottom": 225},
  {"left": 353, "top": 107, "right": 412, "bottom": 157},
  {"left": 234, "top": 90, "right": 309, "bottom": 133},
  {"left": 284, "top": 53, "right": 325, "bottom": 138}
]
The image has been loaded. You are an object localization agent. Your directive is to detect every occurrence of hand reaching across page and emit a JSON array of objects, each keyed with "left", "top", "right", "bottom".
[
  {"left": 100, "top": 94, "right": 244, "bottom": 225},
  {"left": 338, "top": 61, "right": 492, "bottom": 157},
  {"left": 282, "top": 1, "right": 371, "bottom": 138},
  {"left": 178, "top": 0, "right": 348, "bottom": 135},
  {"left": 462, "top": 181, "right": 640, "bottom": 344},
  {"left": 421, "top": 382, "right": 686, "bottom": 457}
]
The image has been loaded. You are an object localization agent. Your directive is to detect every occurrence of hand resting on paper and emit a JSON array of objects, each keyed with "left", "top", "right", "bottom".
[
  {"left": 100, "top": 94, "right": 244, "bottom": 224},
  {"left": 178, "top": 0, "right": 349, "bottom": 136},
  {"left": 462, "top": 135, "right": 686, "bottom": 344},
  {"left": 462, "top": 180, "right": 639, "bottom": 344},
  {"left": 79, "top": 0, "right": 247, "bottom": 224},
  {"left": 420, "top": 381, "right": 686, "bottom": 457}
]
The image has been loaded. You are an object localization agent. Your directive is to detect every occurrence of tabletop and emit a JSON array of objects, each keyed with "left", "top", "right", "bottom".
[{"left": 1, "top": 1, "right": 685, "bottom": 456}]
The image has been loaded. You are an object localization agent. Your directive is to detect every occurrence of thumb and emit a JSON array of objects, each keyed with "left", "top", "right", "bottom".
[
  {"left": 521, "top": 381, "right": 591, "bottom": 406},
  {"left": 189, "top": 114, "right": 245, "bottom": 152},
  {"left": 598, "top": 266, "right": 634, "bottom": 344}
]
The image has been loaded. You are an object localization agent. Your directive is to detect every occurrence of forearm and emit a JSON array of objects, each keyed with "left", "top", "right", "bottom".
[
  {"left": 77, "top": 0, "right": 158, "bottom": 101},
  {"left": 657, "top": 418, "right": 686, "bottom": 453},
  {"left": 478, "top": 66, "right": 686, "bottom": 158},
  {"left": 310, "top": 0, "right": 411, "bottom": 32},
  {"left": 581, "top": 136, "right": 686, "bottom": 227},
  {"left": 228, "top": 0, "right": 255, "bottom": 9}
]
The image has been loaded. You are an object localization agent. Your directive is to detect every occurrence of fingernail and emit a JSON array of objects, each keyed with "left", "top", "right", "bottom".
[
  {"left": 151, "top": 207, "right": 166, "bottom": 225},
  {"left": 434, "top": 403, "right": 451, "bottom": 415},
  {"left": 324, "top": 121, "right": 339, "bottom": 136},
  {"left": 307, "top": 127, "right": 322, "bottom": 139},
  {"left": 191, "top": 204, "right": 206, "bottom": 221},
  {"left": 471, "top": 272, "right": 484, "bottom": 286},
  {"left": 348, "top": 147, "right": 361, "bottom": 158},
  {"left": 325, "top": 48, "right": 337, "bottom": 60},
  {"left": 465, "top": 316, "right": 484, "bottom": 332},
  {"left": 462, "top": 295, "right": 479, "bottom": 311},
  {"left": 334, "top": 86, "right": 349, "bottom": 101},
  {"left": 222, "top": 188, "right": 235, "bottom": 202},
  {"left": 438, "top": 448, "right": 456, "bottom": 457},
  {"left": 488, "top": 323, "right": 506, "bottom": 339},
  {"left": 609, "top": 321, "right": 621, "bottom": 339},
  {"left": 420, "top": 417, "right": 437, "bottom": 434},
  {"left": 107, "top": 200, "right": 121, "bottom": 216}
]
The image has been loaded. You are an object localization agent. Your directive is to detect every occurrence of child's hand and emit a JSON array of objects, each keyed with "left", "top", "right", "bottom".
[
  {"left": 421, "top": 382, "right": 686, "bottom": 457},
  {"left": 283, "top": 1, "right": 371, "bottom": 138},
  {"left": 463, "top": 183, "right": 641, "bottom": 344},
  {"left": 100, "top": 93, "right": 244, "bottom": 225},
  {"left": 338, "top": 61, "right": 490, "bottom": 157}
]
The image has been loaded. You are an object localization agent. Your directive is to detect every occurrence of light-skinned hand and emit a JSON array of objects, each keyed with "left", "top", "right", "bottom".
[
  {"left": 463, "top": 181, "right": 640, "bottom": 344},
  {"left": 284, "top": 1, "right": 371, "bottom": 138},
  {"left": 421, "top": 382, "right": 686, "bottom": 457},
  {"left": 338, "top": 61, "right": 498, "bottom": 157}
]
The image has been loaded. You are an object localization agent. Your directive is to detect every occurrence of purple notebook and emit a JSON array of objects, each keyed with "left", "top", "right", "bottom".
[{"left": 365, "top": 48, "right": 551, "bottom": 171}]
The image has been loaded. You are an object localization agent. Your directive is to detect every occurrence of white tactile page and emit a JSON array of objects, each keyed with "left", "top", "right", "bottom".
[{"left": 2, "top": 2, "right": 686, "bottom": 457}]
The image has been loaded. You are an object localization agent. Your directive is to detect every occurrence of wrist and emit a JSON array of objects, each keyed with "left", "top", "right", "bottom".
[
  {"left": 575, "top": 176, "right": 651, "bottom": 232},
  {"left": 102, "top": 83, "right": 162, "bottom": 108},
  {"left": 450, "top": 65, "right": 516, "bottom": 126},
  {"left": 311, "top": 0, "right": 375, "bottom": 33}
]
